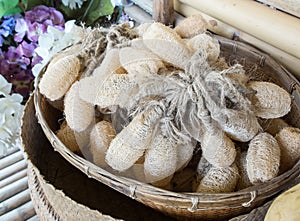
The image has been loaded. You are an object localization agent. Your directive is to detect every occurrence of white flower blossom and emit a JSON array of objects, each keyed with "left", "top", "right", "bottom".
[
  {"left": 32, "top": 20, "right": 89, "bottom": 77},
  {"left": 0, "top": 75, "right": 12, "bottom": 96},
  {"left": 62, "top": 0, "right": 86, "bottom": 10},
  {"left": 0, "top": 75, "right": 24, "bottom": 156}
]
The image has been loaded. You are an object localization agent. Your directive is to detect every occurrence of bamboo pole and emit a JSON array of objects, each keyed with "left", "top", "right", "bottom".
[
  {"left": 0, "top": 159, "right": 27, "bottom": 181},
  {"left": 152, "top": 0, "right": 174, "bottom": 25},
  {"left": 0, "top": 176, "right": 28, "bottom": 202},
  {"left": 174, "top": 0, "right": 300, "bottom": 79},
  {"left": 179, "top": 0, "right": 300, "bottom": 60},
  {"left": 0, "top": 189, "right": 31, "bottom": 215},
  {"left": 256, "top": 0, "right": 300, "bottom": 18},
  {"left": 0, "top": 151, "right": 24, "bottom": 170},
  {"left": 0, "top": 169, "right": 27, "bottom": 189},
  {"left": 0, "top": 201, "right": 36, "bottom": 221}
]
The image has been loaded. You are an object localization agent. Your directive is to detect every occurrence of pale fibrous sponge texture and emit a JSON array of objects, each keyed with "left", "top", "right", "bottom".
[
  {"left": 43, "top": 19, "right": 298, "bottom": 193},
  {"left": 246, "top": 132, "right": 281, "bottom": 184}
]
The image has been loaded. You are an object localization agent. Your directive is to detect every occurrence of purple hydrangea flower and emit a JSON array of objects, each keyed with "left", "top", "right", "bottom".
[
  {"left": 0, "top": 6, "right": 66, "bottom": 99},
  {"left": 17, "top": 41, "right": 37, "bottom": 59},
  {"left": 31, "top": 53, "right": 43, "bottom": 67},
  {"left": 13, "top": 18, "right": 27, "bottom": 43},
  {"left": 10, "top": 69, "right": 34, "bottom": 98},
  {"left": 0, "top": 5, "right": 66, "bottom": 99},
  {"left": 15, "top": 5, "right": 65, "bottom": 43},
  {"left": 0, "top": 46, "right": 34, "bottom": 98}
]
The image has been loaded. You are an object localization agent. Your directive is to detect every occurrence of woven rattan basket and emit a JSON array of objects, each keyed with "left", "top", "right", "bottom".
[
  {"left": 33, "top": 36, "right": 300, "bottom": 220},
  {"left": 22, "top": 96, "right": 177, "bottom": 221}
]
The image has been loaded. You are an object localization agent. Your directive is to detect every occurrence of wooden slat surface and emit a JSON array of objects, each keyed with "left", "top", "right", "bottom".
[{"left": 0, "top": 149, "right": 38, "bottom": 221}]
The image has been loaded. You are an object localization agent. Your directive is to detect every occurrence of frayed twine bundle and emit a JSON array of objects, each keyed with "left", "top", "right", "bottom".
[{"left": 40, "top": 15, "right": 299, "bottom": 193}]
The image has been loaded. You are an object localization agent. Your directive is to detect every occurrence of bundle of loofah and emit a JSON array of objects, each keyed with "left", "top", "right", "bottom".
[{"left": 38, "top": 16, "right": 300, "bottom": 193}]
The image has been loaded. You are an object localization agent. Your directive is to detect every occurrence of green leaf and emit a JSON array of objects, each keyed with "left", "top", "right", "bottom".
[
  {"left": 0, "top": 0, "right": 20, "bottom": 17},
  {"left": 58, "top": 4, "right": 77, "bottom": 19},
  {"left": 58, "top": 0, "right": 114, "bottom": 26},
  {"left": 3, "top": 6, "right": 22, "bottom": 16},
  {"left": 84, "top": 0, "right": 114, "bottom": 25}
]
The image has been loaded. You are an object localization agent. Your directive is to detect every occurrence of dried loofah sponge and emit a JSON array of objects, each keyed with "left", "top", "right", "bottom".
[
  {"left": 220, "top": 110, "right": 260, "bottom": 142},
  {"left": 201, "top": 130, "right": 237, "bottom": 167},
  {"left": 135, "top": 23, "right": 152, "bottom": 37},
  {"left": 275, "top": 127, "right": 300, "bottom": 172},
  {"left": 95, "top": 74, "right": 137, "bottom": 108},
  {"left": 77, "top": 75, "right": 98, "bottom": 105},
  {"left": 90, "top": 121, "right": 116, "bottom": 168},
  {"left": 79, "top": 73, "right": 137, "bottom": 108},
  {"left": 144, "top": 135, "right": 178, "bottom": 183},
  {"left": 176, "top": 141, "right": 195, "bottom": 171},
  {"left": 64, "top": 81, "right": 95, "bottom": 132},
  {"left": 187, "top": 33, "right": 220, "bottom": 63},
  {"left": 235, "top": 150, "right": 252, "bottom": 190},
  {"left": 196, "top": 164, "right": 239, "bottom": 193},
  {"left": 106, "top": 107, "right": 161, "bottom": 172},
  {"left": 248, "top": 81, "right": 291, "bottom": 119},
  {"left": 143, "top": 22, "right": 192, "bottom": 69},
  {"left": 174, "top": 14, "right": 208, "bottom": 38},
  {"left": 130, "top": 38, "right": 150, "bottom": 51},
  {"left": 39, "top": 54, "right": 81, "bottom": 101},
  {"left": 92, "top": 48, "right": 121, "bottom": 78},
  {"left": 78, "top": 48, "right": 123, "bottom": 105},
  {"left": 47, "top": 44, "right": 82, "bottom": 69},
  {"left": 56, "top": 121, "right": 90, "bottom": 153},
  {"left": 119, "top": 47, "right": 164, "bottom": 76},
  {"left": 246, "top": 132, "right": 281, "bottom": 184}
]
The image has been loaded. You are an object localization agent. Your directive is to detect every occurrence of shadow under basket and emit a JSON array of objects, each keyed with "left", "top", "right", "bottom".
[{"left": 33, "top": 36, "right": 300, "bottom": 221}]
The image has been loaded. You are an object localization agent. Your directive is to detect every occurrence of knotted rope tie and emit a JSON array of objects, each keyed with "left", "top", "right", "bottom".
[
  {"left": 188, "top": 197, "right": 199, "bottom": 212},
  {"left": 242, "top": 190, "right": 257, "bottom": 207},
  {"left": 129, "top": 185, "right": 137, "bottom": 199}
]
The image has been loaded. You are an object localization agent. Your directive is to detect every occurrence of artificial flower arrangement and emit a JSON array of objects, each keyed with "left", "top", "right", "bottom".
[
  {"left": 0, "top": 74, "right": 23, "bottom": 156},
  {"left": 0, "top": 0, "right": 127, "bottom": 155}
]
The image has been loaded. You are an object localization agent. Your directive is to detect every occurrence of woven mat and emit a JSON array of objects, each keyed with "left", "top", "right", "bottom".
[{"left": 0, "top": 147, "right": 38, "bottom": 221}]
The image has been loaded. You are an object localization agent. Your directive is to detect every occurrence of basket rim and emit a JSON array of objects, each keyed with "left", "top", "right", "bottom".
[{"left": 33, "top": 36, "right": 300, "bottom": 212}]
